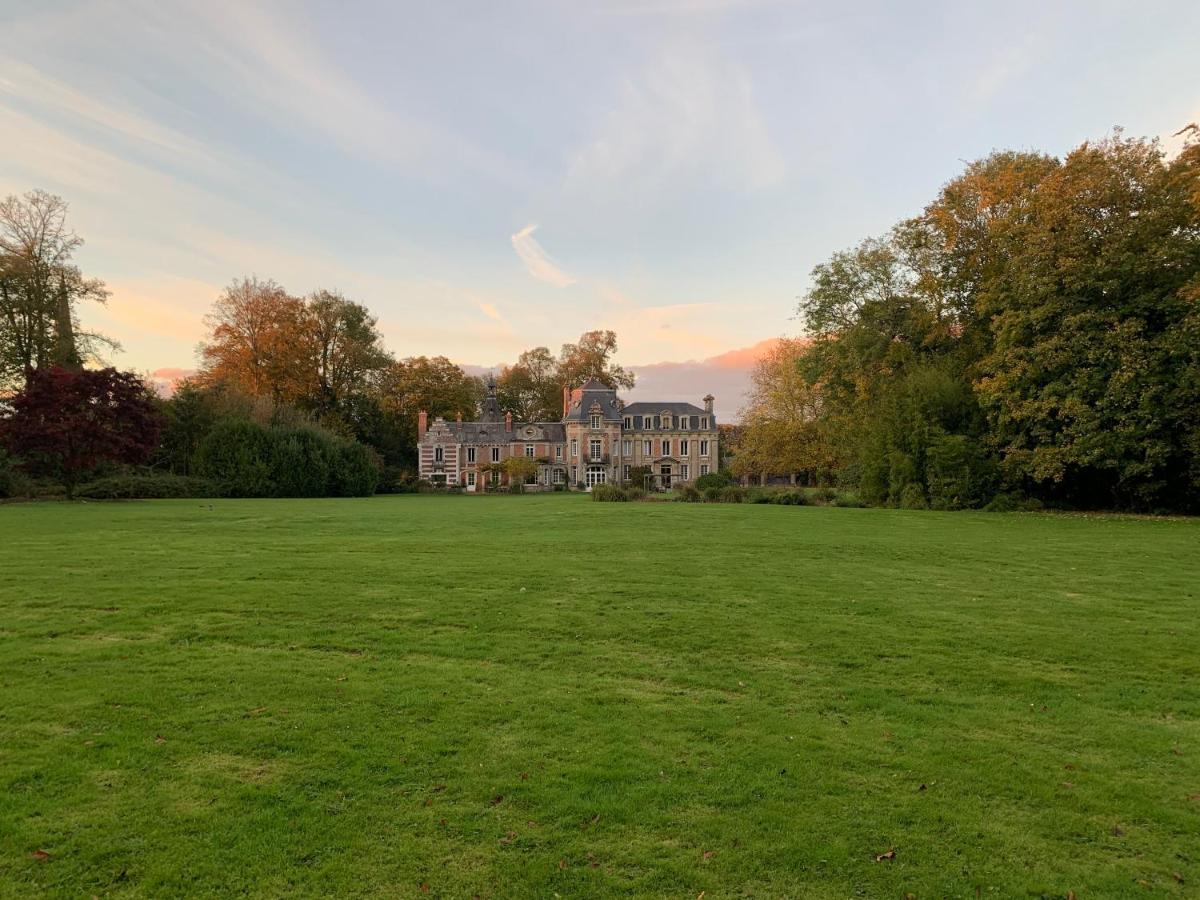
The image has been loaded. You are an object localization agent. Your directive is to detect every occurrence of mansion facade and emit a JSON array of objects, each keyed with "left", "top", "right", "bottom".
[{"left": 417, "top": 378, "right": 718, "bottom": 490}]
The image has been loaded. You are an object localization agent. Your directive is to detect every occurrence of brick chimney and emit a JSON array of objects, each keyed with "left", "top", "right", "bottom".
[
  {"left": 703, "top": 394, "right": 714, "bottom": 415},
  {"left": 418, "top": 410, "right": 428, "bottom": 440},
  {"left": 562, "top": 384, "right": 570, "bottom": 417},
  {"left": 504, "top": 411, "right": 513, "bottom": 432}
]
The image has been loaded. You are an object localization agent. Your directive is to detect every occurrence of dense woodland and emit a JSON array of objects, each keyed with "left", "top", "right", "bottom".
[
  {"left": 2, "top": 128, "right": 1198, "bottom": 510},
  {"left": 735, "top": 129, "right": 1200, "bottom": 512}
]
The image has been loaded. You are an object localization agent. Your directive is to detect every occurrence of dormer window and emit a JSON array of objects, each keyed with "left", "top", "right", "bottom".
[
  {"left": 623, "top": 416, "right": 631, "bottom": 429},
  {"left": 700, "top": 417, "right": 709, "bottom": 430},
  {"left": 590, "top": 414, "right": 601, "bottom": 429},
  {"left": 662, "top": 413, "right": 672, "bottom": 429}
]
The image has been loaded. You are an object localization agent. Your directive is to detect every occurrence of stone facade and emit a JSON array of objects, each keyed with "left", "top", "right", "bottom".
[{"left": 417, "top": 377, "right": 718, "bottom": 490}]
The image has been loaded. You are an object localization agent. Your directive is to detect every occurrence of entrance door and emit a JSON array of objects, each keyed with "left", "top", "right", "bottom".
[
  {"left": 586, "top": 466, "right": 607, "bottom": 488},
  {"left": 660, "top": 464, "right": 672, "bottom": 488}
]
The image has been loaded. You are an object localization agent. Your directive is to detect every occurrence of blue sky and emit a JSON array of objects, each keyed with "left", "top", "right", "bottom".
[{"left": 2, "top": 0, "right": 1197, "bottom": 410}]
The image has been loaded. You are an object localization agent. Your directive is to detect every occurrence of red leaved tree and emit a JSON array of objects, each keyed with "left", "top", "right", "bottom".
[{"left": 0, "top": 366, "right": 163, "bottom": 496}]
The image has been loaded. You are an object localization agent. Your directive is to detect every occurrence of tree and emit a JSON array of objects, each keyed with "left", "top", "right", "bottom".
[
  {"left": 0, "top": 190, "right": 113, "bottom": 390},
  {"left": 301, "top": 289, "right": 391, "bottom": 417},
  {"left": 557, "top": 330, "right": 636, "bottom": 392},
  {"left": 497, "top": 346, "right": 560, "bottom": 420},
  {"left": 0, "top": 366, "right": 162, "bottom": 496},
  {"left": 377, "top": 356, "right": 482, "bottom": 469},
  {"left": 501, "top": 455, "right": 538, "bottom": 489},
  {"left": 196, "top": 277, "right": 308, "bottom": 403}
]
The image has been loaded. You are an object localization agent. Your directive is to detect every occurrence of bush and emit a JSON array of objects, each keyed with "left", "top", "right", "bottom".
[
  {"left": 769, "top": 489, "right": 808, "bottom": 505},
  {"left": 811, "top": 486, "right": 837, "bottom": 503},
  {"left": 677, "top": 484, "right": 702, "bottom": 502},
  {"left": 702, "top": 486, "right": 723, "bottom": 502},
  {"left": 195, "top": 420, "right": 378, "bottom": 498},
  {"left": 898, "top": 483, "right": 928, "bottom": 509},
  {"left": 591, "top": 484, "right": 627, "bottom": 501},
  {"left": 719, "top": 485, "right": 746, "bottom": 503},
  {"left": 695, "top": 470, "right": 734, "bottom": 491},
  {"left": 831, "top": 491, "right": 866, "bottom": 508},
  {"left": 625, "top": 486, "right": 646, "bottom": 501},
  {"left": 747, "top": 487, "right": 772, "bottom": 504},
  {"left": 74, "top": 473, "right": 218, "bottom": 500},
  {"left": 0, "top": 450, "right": 17, "bottom": 499}
]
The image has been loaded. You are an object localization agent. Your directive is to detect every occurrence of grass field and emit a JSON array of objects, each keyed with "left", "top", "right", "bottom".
[{"left": 1, "top": 496, "right": 1197, "bottom": 898}]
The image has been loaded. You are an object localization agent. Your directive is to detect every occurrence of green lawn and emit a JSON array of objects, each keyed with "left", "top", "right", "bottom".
[{"left": 1, "top": 496, "right": 1197, "bottom": 898}]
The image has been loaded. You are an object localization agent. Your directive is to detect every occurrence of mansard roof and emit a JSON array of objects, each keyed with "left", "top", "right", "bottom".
[
  {"left": 563, "top": 382, "right": 623, "bottom": 423},
  {"left": 622, "top": 401, "right": 715, "bottom": 420},
  {"left": 426, "top": 420, "right": 566, "bottom": 445}
]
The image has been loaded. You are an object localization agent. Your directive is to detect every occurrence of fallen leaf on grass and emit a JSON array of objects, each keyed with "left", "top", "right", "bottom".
[
  {"left": 246, "top": 706, "right": 268, "bottom": 717},
  {"left": 31, "top": 849, "right": 51, "bottom": 861},
  {"left": 420, "top": 883, "right": 429, "bottom": 893},
  {"left": 499, "top": 831, "right": 516, "bottom": 845},
  {"left": 581, "top": 813, "right": 600, "bottom": 830},
  {"left": 1188, "top": 793, "right": 1200, "bottom": 802},
  {"left": 490, "top": 794, "right": 504, "bottom": 806},
  {"left": 1173, "top": 872, "right": 1185, "bottom": 884},
  {"left": 1111, "top": 825, "right": 1125, "bottom": 836},
  {"left": 1061, "top": 781, "right": 1075, "bottom": 790},
  {"left": 154, "top": 735, "right": 166, "bottom": 745},
  {"left": 702, "top": 850, "right": 715, "bottom": 861},
  {"left": 874, "top": 848, "right": 896, "bottom": 862},
  {"left": 558, "top": 859, "right": 567, "bottom": 871},
  {"left": 520, "top": 771, "right": 529, "bottom": 781},
  {"left": 432, "top": 784, "right": 447, "bottom": 793}
]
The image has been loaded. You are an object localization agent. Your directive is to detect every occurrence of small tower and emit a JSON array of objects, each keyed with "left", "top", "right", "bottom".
[{"left": 479, "top": 373, "right": 504, "bottom": 422}]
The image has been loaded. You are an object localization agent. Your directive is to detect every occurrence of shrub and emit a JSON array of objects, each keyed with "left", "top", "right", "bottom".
[
  {"left": 677, "top": 484, "right": 702, "bottom": 502},
  {"left": 195, "top": 420, "right": 274, "bottom": 497},
  {"left": 625, "top": 486, "right": 646, "bottom": 501},
  {"left": 591, "top": 484, "right": 627, "bottom": 501},
  {"left": 769, "top": 489, "right": 808, "bottom": 505},
  {"left": 898, "top": 483, "right": 928, "bottom": 509},
  {"left": 74, "top": 473, "right": 218, "bottom": 500},
  {"left": 746, "top": 487, "right": 772, "bottom": 504},
  {"left": 702, "top": 486, "right": 723, "bottom": 502},
  {"left": 831, "top": 491, "right": 866, "bottom": 508},
  {"left": 328, "top": 441, "right": 380, "bottom": 497},
  {"left": 0, "top": 450, "right": 16, "bottom": 499},
  {"left": 719, "top": 485, "right": 746, "bottom": 503},
  {"left": 695, "top": 470, "right": 734, "bottom": 491},
  {"left": 811, "top": 486, "right": 837, "bottom": 503}
]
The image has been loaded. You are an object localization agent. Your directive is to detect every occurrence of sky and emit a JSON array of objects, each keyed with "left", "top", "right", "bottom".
[{"left": 2, "top": 0, "right": 1197, "bottom": 418}]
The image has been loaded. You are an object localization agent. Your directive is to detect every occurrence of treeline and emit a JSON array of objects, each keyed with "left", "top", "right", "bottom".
[
  {"left": 735, "top": 129, "right": 1200, "bottom": 512},
  {"left": 0, "top": 188, "right": 635, "bottom": 498}
]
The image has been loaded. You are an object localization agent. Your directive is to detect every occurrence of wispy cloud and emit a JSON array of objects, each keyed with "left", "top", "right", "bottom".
[
  {"left": 510, "top": 224, "right": 576, "bottom": 288},
  {"left": 565, "top": 39, "right": 785, "bottom": 199},
  {"left": 478, "top": 301, "right": 503, "bottom": 321}
]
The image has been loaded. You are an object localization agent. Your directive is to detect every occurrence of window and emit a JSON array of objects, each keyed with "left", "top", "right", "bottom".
[
  {"left": 434, "top": 446, "right": 443, "bottom": 463},
  {"left": 681, "top": 464, "right": 689, "bottom": 480},
  {"left": 467, "top": 446, "right": 476, "bottom": 463},
  {"left": 661, "top": 439, "right": 670, "bottom": 456},
  {"left": 571, "top": 466, "right": 578, "bottom": 483},
  {"left": 553, "top": 468, "right": 565, "bottom": 484},
  {"left": 643, "top": 440, "right": 652, "bottom": 456},
  {"left": 653, "top": 415, "right": 661, "bottom": 429},
  {"left": 467, "top": 471, "right": 476, "bottom": 487},
  {"left": 623, "top": 416, "right": 631, "bottom": 429},
  {"left": 680, "top": 439, "right": 689, "bottom": 455},
  {"left": 570, "top": 439, "right": 578, "bottom": 458},
  {"left": 622, "top": 439, "right": 632, "bottom": 455},
  {"left": 623, "top": 465, "right": 630, "bottom": 481},
  {"left": 525, "top": 444, "right": 534, "bottom": 458},
  {"left": 491, "top": 469, "right": 500, "bottom": 484},
  {"left": 585, "top": 466, "right": 607, "bottom": 487},
  {"left": 700, "top": 463, "right": 710, "bottom": 476},
  {"left": 555, "top": 445, "right": 563, "bottom": 460},
  {"left": 589, "top": 439, "right": 602, "bottom": 460},
  {"left": 700, "top": 440, "right": 709, "bottom": 457},
  {"left": 679, "top": 415, "right": 689, "bottom": 430},
  {"left": 612, "top": 440, "right": 620, "bottom": 459},
  {"left": 634, "top": 415, "right": 643, "bottom": 429},
  {"left": 590, "top": 414, "right": 601, "bottom": 429},
  {"left": 700, "top": 417, "right": 709, "bottom": 430},
  {"left": 662, "top": 414, "right": 672, "bottom": 429},
  {"left": 491, "top": 446, "right": 500, "bottom": 463}
]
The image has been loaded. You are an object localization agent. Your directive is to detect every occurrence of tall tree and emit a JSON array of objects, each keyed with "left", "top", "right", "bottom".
[
  {"left": 0, "top": 190, "right": 112, "bottom": 389},
  {"left": 302, "top": 289, "right": 391, "bottom": 417},
  {"left": 0, "top": 366, "right": 162, "bottom": 496},
  {"left": 377, "top": 356, "right": 482, "bottom": 468},
  {"left": 196, "top": 277, "right": 308, "bottom": 402},
  {"left": 496, "top": 346, "right": 559, "bottom": 421},
  {"left": 557, "top": 330, "right": 635, "bottom": 392}
]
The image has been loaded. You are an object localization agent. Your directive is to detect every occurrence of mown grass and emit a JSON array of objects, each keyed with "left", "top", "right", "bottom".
[{"left": 0, "top": 495, "right": 1197, "bottom": 898}]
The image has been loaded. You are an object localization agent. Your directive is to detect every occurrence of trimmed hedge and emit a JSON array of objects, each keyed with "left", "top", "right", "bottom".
[
  {"left": 75, "top": 473, "right": 219, "bottom": 500},
  {"left": 195, "top": 420, "right": 379, "bottom": 498}
]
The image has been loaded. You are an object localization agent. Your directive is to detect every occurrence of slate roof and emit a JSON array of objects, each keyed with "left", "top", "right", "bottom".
[
  {"left": 435, "top": 421, "right": 566, "bottom": 444},
  {"left": 621, "top": 401, "right": 717, "bottom": 427},
  {"left": 563, "top": 382, "right": 624, "bottom": 423}
]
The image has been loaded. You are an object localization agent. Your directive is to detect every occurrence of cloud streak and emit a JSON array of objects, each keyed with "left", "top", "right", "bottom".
[{"left": 510, "top": 224, "right": 576, "bottom": 287}]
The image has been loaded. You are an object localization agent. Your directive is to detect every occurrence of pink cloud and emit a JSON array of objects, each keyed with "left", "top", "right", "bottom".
[{"left": 148, "top": 367, "right": 196, "bottom": 397}]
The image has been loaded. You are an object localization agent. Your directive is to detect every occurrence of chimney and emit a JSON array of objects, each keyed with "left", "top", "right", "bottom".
[
  {"left": 562, "top": 384, "right": 570, "bottom": 417},
  {"left": 418, "top": 410, "right": 428, "bottom": 441},
  {"left": 703, "top": 394, "right": 714, "bottom": 415},
  {"left": 505, "top": 411, "right": 513, "bottom": 432}
]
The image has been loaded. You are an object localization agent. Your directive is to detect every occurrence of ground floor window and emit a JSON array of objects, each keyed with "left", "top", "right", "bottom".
[
  {"left": 585, "top": 466, "right": 607, "bottom": 487},
  {"left": 623, "top": 465, "right": 630, "bottom": 481},
  {"left": 467, "top": 471, "right": 476, "bottom": 487},
  {"left": 681, "top": 464, "right": 689, "bottom": 480},
  {"left": 700, "top": 463, "right": 710, "bottom": 476},
  {"left": 552, "top": 468, "right": 565, "bottom": 484}
]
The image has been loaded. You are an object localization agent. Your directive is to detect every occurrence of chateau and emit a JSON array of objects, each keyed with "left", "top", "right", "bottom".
[{"left": 418, "top": 378, "right": 718, "bottom": 490}]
